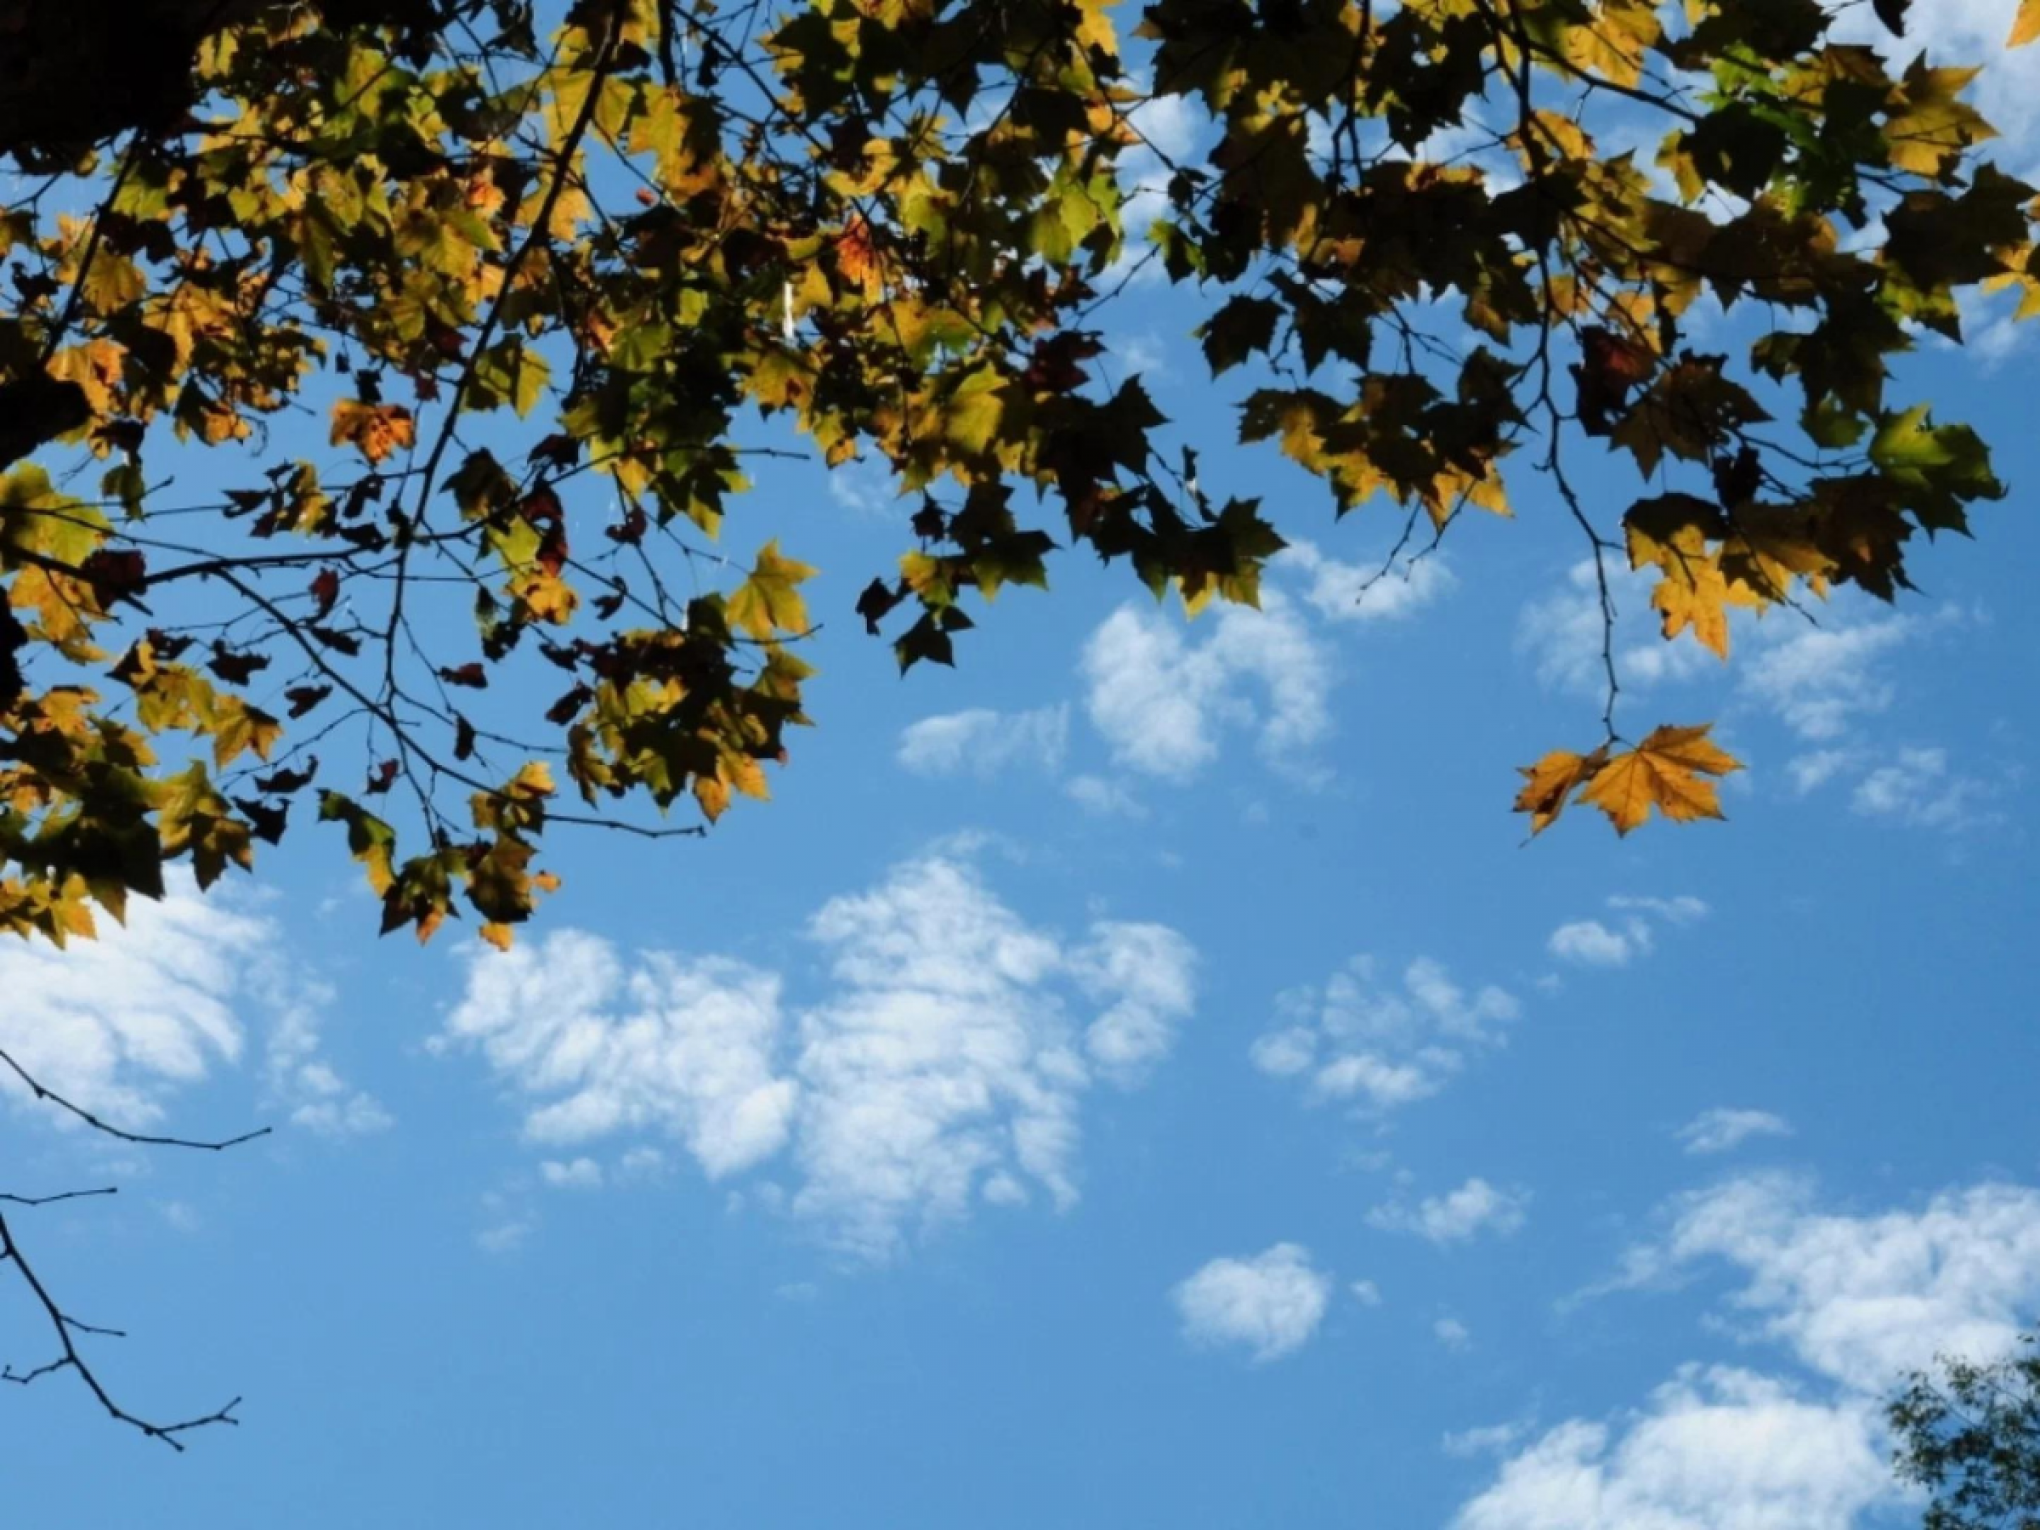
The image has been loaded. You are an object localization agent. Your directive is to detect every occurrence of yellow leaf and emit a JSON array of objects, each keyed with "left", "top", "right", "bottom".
[
  {"left": 480, "top": 921, "right": 515, "bottom": 952},
  {"left": 2012, "top": 0, "right": 2040, "bottom": 47},
  {"left": 509, "top": 761, "right": 556, "bottom": 797},
  {"left": 1579, "top": 724, "right": 1742, "bottom": 836},
  {"left": 726, "top": 539, "right": 817, "bottom": 638},
  {"left": 693, "top": 772, "right": 729, "bottom": 822},
  {"left": 1513, "top": 745, "right": 1609, "bottom": 836}
]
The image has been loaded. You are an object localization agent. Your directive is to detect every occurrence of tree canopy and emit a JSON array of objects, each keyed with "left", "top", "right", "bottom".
[{"left": 0, "top": 0, "right": 2035, "bottom": 948}]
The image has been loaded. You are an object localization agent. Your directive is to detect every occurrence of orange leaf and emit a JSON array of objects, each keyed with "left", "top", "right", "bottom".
[
  {"left": 1580, "top": 724, "right": 1742, "bottom": 836},
  {"left": 1513, "top": 745, "right": 1609, "bottom": 836},
  {"left": 330, "top": 400, "right": 416, "bottom": 465},
  {"left": 835, "top": 216, "right": 880, "bottom": 292}
]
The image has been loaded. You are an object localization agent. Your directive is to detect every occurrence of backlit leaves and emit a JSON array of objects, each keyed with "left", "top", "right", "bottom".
[
  {"left": 0, "top": 0, "right": 2024, "bottom": 944},
  {"left": 1518, "top": 726, "right": 1743, "bottom": 838}
]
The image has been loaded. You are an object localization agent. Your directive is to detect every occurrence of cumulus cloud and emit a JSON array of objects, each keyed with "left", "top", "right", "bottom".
[
  {"left": 445, "top": 936, "right": 796, "bottom": 1177},
  {"left": 896, "top": 705, "right": 1069, "bottom": 779},
  {"left": 1435, "top": 1317, "right": 1473, "bottom": 1351},
  {"left": 1677, "top": 1108, "right": 1793, "bottom": 1156},
  {"left": 442, "top": 853, "right": 1197, "bottom": 1261},
  {"left": 1462, "top": 1172, "right": 2040, "bottom": 1529},
  {"left": 1548, "top": 919, "right": 1645, "bottom": 968},
  {"left": 1252, "top": 955, "right": 1518, "bottom": 1114},
  {"left": 1453, "top": 1367, "right": 1890, "bottom": 1530},
  {"left": 1370, "top": 1178, "right": 1528, "bottom": 1244},
  {"left": 1081, "top": 593, "right": 1334, "bottom": 783},
  {"left": 1173, "top": 1243, "right": 1333, "bottom": 1362},
  {"left": 1609, "top": 1173, "right": 2040, "bottom": 1392},
  {"left": 0, "top": 877, "right": 383, "bottom": 1137}
]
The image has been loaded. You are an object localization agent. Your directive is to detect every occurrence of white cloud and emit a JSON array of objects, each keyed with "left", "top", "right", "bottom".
[
  {"left": 0, "top": 876, "right": 383, "bottom": 1137},
  {"left": 1173, "top": 1243, "right": 1332, "bottom": 1362},
  {"left": 1064, "top": 774, "right": 1147, "bottom": 818},
  {"left": 540, "top": 1157, "right": 605, "bottom": 1190},
  {"left": 826, "top": 456, "right": 897, "bottom": 516},
  {"left": 1453, "top": 1367, "right": 1890, "bottom": 1530},
  {"left": 1350, "top": 1279, "right": 1383, "bottom": 1307},
  {"left": 1550, "top": 896, "right": 1711, "bottom": 968},
  {"left": 1741, "top": 615, "right": 1912, "bottom": 741},
  {"left": 1464, "top": 1171, "right": 2040, "bottom": 1528},
  {"left": 1081, "top": 592, "right": 1334, "bottom": 783},
  {"left": 1444, "top": 1421, "right": 1529, "bottom": 1459},
  {"left": 897, "top": 705, "right": 1069, "bottom": 779},
  {"left": 1787, "top": 749, "right": 1860, "bottom": 794},
  {"left": 1068, "top": 920, "right": 1200, "bottom": 1083},
  {"left": 445, "top": 935, "right": 796, "bottom": 1177},
  {"left": 1612, "top": 1173, "right": 2040, "bottom": 1393},
  {"left": 1849, "top": 746, "right": 1994, "bottom": 831},
  {"left": 1436, "top": 1316, "right": 1473, "bottom": 1351},
  {"left": 1607, "top": 895, "right": 1710, "bottom": 927},
  {"left": 1101, "top": 82, "right": 1208, "bottom": 288},
  {"left": 1549, "top": 919, "right": 1647, "bottom": 969},
  {"left": 1677, "top": 1109, "right": 1793, "bottom": 1157},
  {"left": 1371, "top": 1177, "right": 1528, "bottom": 1244},
  {"left": 476, "top": 1192, "right": 537, "bottom": 1254},
  {"left": 1518, "top": 560, "right": 1719, "bottom": 698},
  {"left": 1277, "top": 538, "right": 1456, "bottom": 624},
  {"left": 443, "top": 853, "right": 1196, "bottom": 1262},
  {"left": 1254, "top": 956, "right": 1518, "bottom": 1115}
]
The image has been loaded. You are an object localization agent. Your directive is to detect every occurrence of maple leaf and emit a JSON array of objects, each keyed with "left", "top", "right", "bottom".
[
  {"left": 330, "top": 401, "right": 417, "bottom": 465},
  {"left": 1580, "top": 725, "right": 1743, "bottom": 836},
  {"left": 726, "top": 540, "right": 817, "bottom": 639},
  {"left": 1514, "top": 745, "right": 1610, "bottom": 836}
]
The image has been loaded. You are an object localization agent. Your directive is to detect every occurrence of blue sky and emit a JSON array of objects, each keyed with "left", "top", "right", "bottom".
[{"left": 5, "top": 4, "right": 2040, "bottom": 1526}]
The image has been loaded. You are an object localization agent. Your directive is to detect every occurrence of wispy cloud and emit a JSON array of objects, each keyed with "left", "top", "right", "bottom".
[
  {"left": 1370, "top": 1177, "right": 1528, "bottom": 1244},
  {"left": 897, "top": 705, "right": 1069, "bottom": 779},
  {"left": 1277, "top": 538, "right": 1456, "bottom": 625},
  {"left": 1676, "top": 1108, "right": 1793, "bottom": 1157},
  {"left": 1251, "top": 956, "right": 1518, "bottom": 1114},
  {"left": 1548, "top": 894, "right": 1710, "bottom": 969},
  {"left": 0, "top": 876, "right": 384, "bottom": 1138}
]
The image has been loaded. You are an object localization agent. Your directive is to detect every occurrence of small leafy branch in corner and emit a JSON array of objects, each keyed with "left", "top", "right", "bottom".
[{"left": 0, "top": 1046, "right": 265, "bottom": 1448}]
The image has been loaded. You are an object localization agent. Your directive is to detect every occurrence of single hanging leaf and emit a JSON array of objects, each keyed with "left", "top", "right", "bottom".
[{"left": 1579, "top": 725, "right": 1743, "bottom": 836}]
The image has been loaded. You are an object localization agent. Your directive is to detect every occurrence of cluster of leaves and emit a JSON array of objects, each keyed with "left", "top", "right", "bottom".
[
  {"left": 1891, "top": 1331, "right": 2040, "bottom": 1530},
  {"left": 0, "top": 0, "right": 2034, "bottom": 941}
]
